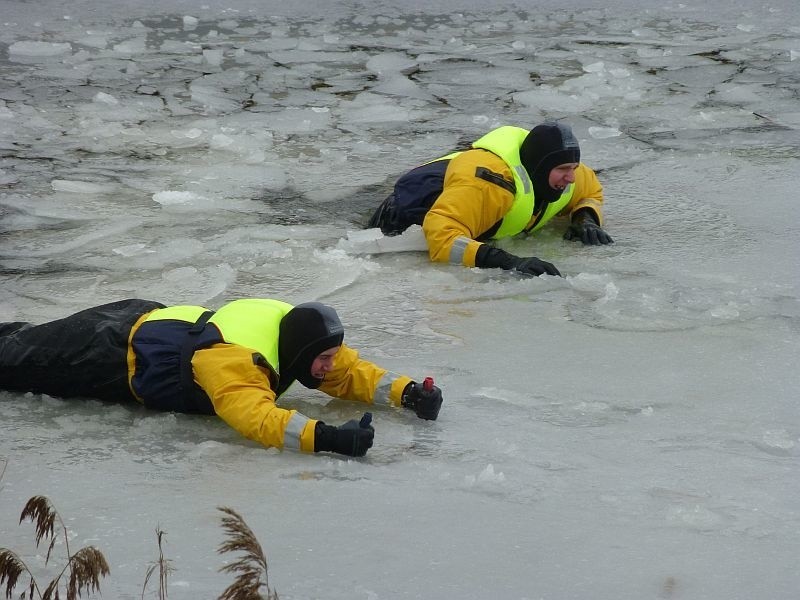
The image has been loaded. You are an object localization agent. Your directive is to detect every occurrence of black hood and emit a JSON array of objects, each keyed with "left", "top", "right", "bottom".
[
  {"left": 278, "top": 302, "right": 344, "bottom": 392},
  {"left": 519, "top": 122, "right": 581, "bottom": 209}
]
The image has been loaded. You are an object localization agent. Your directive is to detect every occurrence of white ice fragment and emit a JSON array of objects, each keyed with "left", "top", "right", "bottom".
[
  {"left": 265, "top": 107, "right": 331, "bottom": 133},
  {"left": 350, "top": 140, "right": 382, "bottom": 156},
  {"left": 567, "top": 272, "right": 613, "bottom": 293},
  {"left": 588, "top": 126, "right": 622, "bottom": 139},
  {"left": 464, "top": 464, "right": 506, "bottom": 487},
  {"left": 791, "top": 50, "right": 798, "bottom": 61},
  {"left": 365, "top": 52, "right": 418, "bottom": 75},
  {"left": 760, "top": 429, "right": 796, "bottom": 450},
  {"left": 736, "top": 23, "right": 754, "bottom": 32},
  {"left": 0, "top": 169, "right": 19, "bottom": 186},
  {"left": 78, "top": 33, "right": 109, "bottom": 49},
  {"left": 113, "top": 38, "right": 146, "bottom": 54},
  {"left": 153, "top": 190, "right": 216, "bottom": 212},
  {"left": 715, "top": 83, "right": 763, "bottom": 103},
  {"left": 8, "top": 40, "right": 72, "bottom": 56},
  {"left": 203, "top": 49, "right": 223, "bottom": 66},
  {"left": 667, "top": 504, "right": 723, "bottom": 530},
  {"left": 584, "top": 61, "right": 605, "bottom": 73},
  {"left": 93, "top": 91, "right": 119, "bottom": 105},
  {"left": 50, "top": 179, "right": 114, "bottom": 193},
  {"left": 373, "top": 76, "right": 436, "bottom": 101},
  {"left": 152, "top": 191, "right": 189, "bottom": 204},
  {"left": 336, "top": 226, "right": 428, "bottom": 254},
  {"left": 709, "top": 302, "right": 740, "bottom": 319},
  {"left": 512, "top": 86, "right": 593, "bottom": 113},
  {"left": 160, "top": 40, "right": 200, "bottom": 53},
  {"left": 112, "top": 243, "right": 152, "bottom": 257},
  {"left": 210, "top": 133, "right": 234, "bottom": 148},
  {"left": 183, "top": 15, "right": 199, "bottom": 29},
  {"left": 511, "top": 40, "right": 525, "bottom": 49}
]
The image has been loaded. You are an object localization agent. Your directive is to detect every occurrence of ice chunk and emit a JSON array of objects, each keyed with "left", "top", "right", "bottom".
[
  {"left": 8, "top": 41, "right": 72, "bottom": 56},
  {"left": 152, "top": 190, "right": 218, "bottom": 211},
  {"left": 93, "top": 92, "right": 119, "bottom": 105},
  {"left": 365, "top": 52, "right": 418, "bottom": 75},
  {"left": 203, "top": 49, "right": 224, "bottom": 66},
  {"left": 336, "top": 226, "right": 428, "bottom": 254},
  {"left": 50, "top": 179, "right": 115, "bottom": 194},
  {"left": 113, "top": 38, "right": 146, "bottom": 54},
  {"left": 588, "top": 126, "right": 622, "bottom": 139},
  {"left": 464, "top": 464, "right": 506, "bottom": 487}
]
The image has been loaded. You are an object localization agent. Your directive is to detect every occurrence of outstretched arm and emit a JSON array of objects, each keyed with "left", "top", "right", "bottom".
[
  {"left": 194, "top": 344, "right": 375, "bottom": 456},
  {"left": 318, "top": 344, "right": 412, "bottom": 407},
  {"left": 193, "top": 344, "right": 317, "bottom": 451},
  {"left": 319, "top": 344, "right": 442, "bottom": 420}
]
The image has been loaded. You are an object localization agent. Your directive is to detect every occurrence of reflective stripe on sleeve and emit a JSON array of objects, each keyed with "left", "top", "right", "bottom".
[
  {"left": 283, "top": 412, "right": 310, "bottom": 450},
  {"left": 374, "top": 371, "right": 403, "bottom": 406},
  {"left": 449, "top": 236, "right": 471, "bottom": 265}
]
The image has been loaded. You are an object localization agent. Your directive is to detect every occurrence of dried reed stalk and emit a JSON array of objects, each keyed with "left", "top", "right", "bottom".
[
  {"left": 0, "top": 495, "right": 110, "bottom": 600},
  {"left": 0, "top": 548, "right": 38, "bottom": 599},
  {"left": 217, "top": 507, "right": 278, "bottom": 600},
  {"left": 142, "top": 527, "right": 173, "bottom": 600},
  {"left": 19, "top": 495, "right": 70, "bottom": 564}
]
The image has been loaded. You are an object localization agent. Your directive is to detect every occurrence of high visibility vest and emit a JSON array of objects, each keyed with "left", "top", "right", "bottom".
[
  {"left": 133, "top": 299, "right": 293, "bottom": 413},
  {"left": 471, "top": 126, "right": 574, "bottom": 238}
]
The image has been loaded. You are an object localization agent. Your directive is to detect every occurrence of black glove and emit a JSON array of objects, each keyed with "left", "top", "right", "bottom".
[
  {"left": 563, "top": 210, "right": 614, "bottom": 245},
  {"left": 475, "top": 245, "right": 561, "bottom": 277},
  {"left": 401, "top": 379, "right": 443, "bottom": 421},
  {"left": 314, "top": 413, "right": 374, "bottom": 457}
]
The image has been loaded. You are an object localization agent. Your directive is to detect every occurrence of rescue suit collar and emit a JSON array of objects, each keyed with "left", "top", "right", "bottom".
[{"left": 278, "top": 302, "right": 344, "bottom": 390}]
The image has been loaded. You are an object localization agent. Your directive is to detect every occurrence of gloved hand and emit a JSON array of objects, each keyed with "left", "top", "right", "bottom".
[
  {"left": 563, "top": 210, "right": 614, "bottom": 245},
  {"left": 475, "top": 245, "right": 561, "bottom": 277},
  {"left": 401, "top": 378, "right": 443, "bottom": 420},
  {"left": 314, "top": 413, "right": 374, "bottom": 456}
]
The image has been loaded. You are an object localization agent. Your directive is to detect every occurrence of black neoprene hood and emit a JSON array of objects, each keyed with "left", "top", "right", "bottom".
[
  {"left": 519, "top": 122, "right": 581, "bottom": 206},
  {"left": 278, "top": 302, "right": 344, "bottom": 389}
]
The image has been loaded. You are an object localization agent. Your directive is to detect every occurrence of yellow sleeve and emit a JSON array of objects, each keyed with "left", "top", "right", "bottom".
[
  {"left": 318, "top": 344, "right": 413, "bottom": 409},
  {"left": 561, "top": 163, "right": 605, "bottom": 225},
  {"left": 192, "top": 344, "right": 317, "bottom": 452},
  {"left": 422, "top": 150, "right": 515, "bottom": 267}
]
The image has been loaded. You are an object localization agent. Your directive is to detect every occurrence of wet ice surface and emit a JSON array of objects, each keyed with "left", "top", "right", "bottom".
[{"left": 1, "top": 1, "right": 799, "bottom": 598}]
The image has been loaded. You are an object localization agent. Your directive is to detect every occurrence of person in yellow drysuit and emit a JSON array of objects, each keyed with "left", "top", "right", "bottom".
[
  {"left": 0, "top": 298, "right": 443, "bottom": 457},
  {"left": 367, "top": 122, "right": 614, "bottom": 277}
]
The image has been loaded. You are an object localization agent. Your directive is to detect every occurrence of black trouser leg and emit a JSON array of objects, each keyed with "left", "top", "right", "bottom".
[
  {"left": 366, "top": 193, "right": 400, "bottom": 234},
  {"left": 0, "top": 299, "right": 165, "bottom": 402},
  {"left": 0, "top": 322, "right": 31, "bottom": 336}
]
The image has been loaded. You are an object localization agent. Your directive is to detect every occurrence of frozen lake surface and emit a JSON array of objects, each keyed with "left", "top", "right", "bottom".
[{"left": 1, "top": 1, "right": 798, "bottom": 598}]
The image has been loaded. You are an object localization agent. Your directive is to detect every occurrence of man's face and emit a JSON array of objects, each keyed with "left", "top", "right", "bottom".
[
  {"left": 310, "top": 346, "right": 340, "bottom": 380},
  {"left": 548, "top": 162, "right": 578, "bottom": 191}
]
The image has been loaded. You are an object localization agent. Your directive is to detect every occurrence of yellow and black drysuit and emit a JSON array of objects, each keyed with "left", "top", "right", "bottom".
[
  {"left": 368, "top": 125, "right": 606, "bottom": 268},
  {"left": 0, "top": 298, "right": 412, "bottom": 453}
]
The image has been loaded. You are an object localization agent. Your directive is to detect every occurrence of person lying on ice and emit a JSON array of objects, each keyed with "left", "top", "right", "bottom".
[
  {"left": 0, "top": 298, "right": 443, "bottom": 457},
  {"left": 367, "top": 122, "right": 614, "bottom": 277}
]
